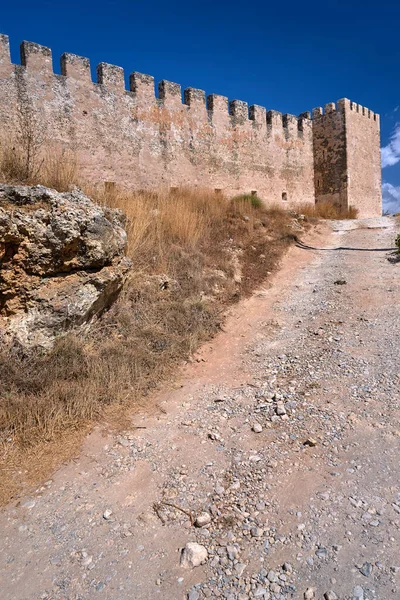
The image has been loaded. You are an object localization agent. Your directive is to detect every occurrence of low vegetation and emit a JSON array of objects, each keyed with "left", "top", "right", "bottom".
[
  {"left": 231, "top": 193, "right": 264, "bottom": 209},
  {"left": 297, "top": 201, "right": 359, "bottom": 220},
  {"left": 0, "top": 144, "right": 299, "bottom": 503}
]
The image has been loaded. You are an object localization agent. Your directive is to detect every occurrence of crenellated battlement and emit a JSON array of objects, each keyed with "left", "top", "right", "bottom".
[
  {"left": 2, "top": 33, "right": 371, "bottom": 139},
  {"left": 61, "top": 53, "right": 91, "bottom": 82},
  {"left": 97, "top": 62, "right": 125, "bottom": 93},
  {"left": 20, "top": 40, "right": 52, "bottom": 73},
  {"left": 0, "top": 33, "right": 381, "bottom": 216},
  {"left": 0, "top": 34, "right": 318, "bottom": 139},
  {"left": 311, "top": 98, "right": 379, "bottom": 124}
]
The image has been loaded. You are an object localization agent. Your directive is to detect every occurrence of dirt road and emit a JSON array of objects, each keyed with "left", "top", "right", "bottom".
[{"left": 0, "top": 218, "right": 399, "bottom": 600}]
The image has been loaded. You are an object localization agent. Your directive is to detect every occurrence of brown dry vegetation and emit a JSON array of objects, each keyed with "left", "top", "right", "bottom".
[
  {"left": 0, "top": 145, "right": 301, "bottom": 504},
  {"left": 297, "top": 201, "right": 359, "bottom": 220},
  {"left": 0, "top": 140, "right": 78, "bottom": 192}
]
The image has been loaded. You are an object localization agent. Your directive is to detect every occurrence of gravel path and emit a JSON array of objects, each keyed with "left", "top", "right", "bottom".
[{"left": 0, "top": 217, "right": 399, "bottom": 600}]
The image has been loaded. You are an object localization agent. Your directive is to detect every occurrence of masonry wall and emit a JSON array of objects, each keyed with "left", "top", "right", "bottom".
[
  {"left": 0, "top": 35, "right": 315, "bottom": 206},
  {"left": 312, "top": 101, "right": 348, "bottom": 209},
  {"left": 343, "top": 99, "right": 382, "bottom": 219},
  {"left": 312, "top": 99, "right": 381, "bottom": 218}
]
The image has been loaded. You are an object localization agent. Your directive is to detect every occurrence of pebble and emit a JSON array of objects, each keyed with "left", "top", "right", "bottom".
[
  {"left": 315, "top": 547, "right": 328, "bottom": 559},
  {"left": 195, "top": 512, "right": 211, "bottom": 528},
  {"left": 267, "top": 570, "right": 278, "bottom": 582},
  {"left": 180, "top": 543, "right": 208, "bottom": 568},
  {"left": 304, "top": 588, "right": 315, "bottom": 599},
  {"left": 250, "top": 527, "right": 263, "bottom": 538},
  {"left": 234, "top": 562, "right": 246, "bottom": 576},
  {"left": 254, "top": 586, "right": 267, "bottom": 597},
  {"left": 103, "top": 509, "right": 113, "bottom": 520},
  {"left": 81, "top": 555, "right": 93, "bottom": 567},
  {"left": 352, "top": 586, "right": 364, "bottom": 600},
  {"left": 369, "top": 519, "right": 380, "bottom": 527},
  {"left": 304, "top": 438, "right": 317, "bottom": 447},
  {"left": 359, "top": 562, "right": 373, "bottom": 577},
  {"left": 226, "top": 545, "right": 240, "bottom": 560},
  {"left": 324, "top": 592, "right": 338, "bottom": 600},
  {"left": 252, "top": 423, "right": 263, "bottom": 433}
]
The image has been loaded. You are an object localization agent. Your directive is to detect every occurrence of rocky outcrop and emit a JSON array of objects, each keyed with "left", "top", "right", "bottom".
[{"left": 0, "top": 184, "right": 131, "bottom": 350}]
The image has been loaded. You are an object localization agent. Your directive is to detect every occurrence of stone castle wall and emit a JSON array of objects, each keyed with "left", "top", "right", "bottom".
[
  {"left": 312, "top": 100, "right": 381, "bottom": 218},
  {"left": 0, "top": 34, "right": 381, "bottom": 217},
  {"left": 343, "top": 100, "right": 382, "bottom": 219}
]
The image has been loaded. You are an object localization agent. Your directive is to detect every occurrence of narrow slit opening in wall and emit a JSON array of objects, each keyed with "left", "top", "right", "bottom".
[
  {"left": 170, "top": 187, "right": 179, "bottom": 195},
  {"left": 282, "top": 192, "right": 288, "bottom": 202},
  {"left": 215, "top": 188, "right": 222, "bottom": 195},
  {"left": 251, "top": 190, "right": 257, "bottom": 196}
]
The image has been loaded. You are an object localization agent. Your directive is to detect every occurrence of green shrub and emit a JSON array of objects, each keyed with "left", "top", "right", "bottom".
[
  {"left": 231, "top": 193, "right": 263, "bottom": 209},
  {"left": 395, "top": 233, "right": 400, "bottom": 253}
]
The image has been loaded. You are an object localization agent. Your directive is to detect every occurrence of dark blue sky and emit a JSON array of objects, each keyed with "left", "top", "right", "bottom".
[{"left": 2, "top": 0, "right": 400, "bottom": 210}]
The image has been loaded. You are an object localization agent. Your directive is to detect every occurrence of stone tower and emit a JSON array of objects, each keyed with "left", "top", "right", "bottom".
[{"left": 312, "top": 99, "right": 381, "bottom": 218}]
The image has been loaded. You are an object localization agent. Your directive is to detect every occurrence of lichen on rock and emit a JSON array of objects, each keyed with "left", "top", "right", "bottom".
[{"left": 0, "top": 184, "right": 131, "bottom": 350}]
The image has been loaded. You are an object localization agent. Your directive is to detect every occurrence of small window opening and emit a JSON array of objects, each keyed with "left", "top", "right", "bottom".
[
  {"left": 251, "top": 190, "right": 257, "bottom": 196},
  {"left": 170, "top": 186, "right": 179, "bottom": 195},
  {"left": 214, "top": 188, "right": 222, "bottom": 195},
  {"left": 282, "top": 192, "right": 288, "bottom": 202}
]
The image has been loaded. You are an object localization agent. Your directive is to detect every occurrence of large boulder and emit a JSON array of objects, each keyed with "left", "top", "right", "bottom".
[{"left": 0, "top": 184, "right": 131, "bottom": 350}]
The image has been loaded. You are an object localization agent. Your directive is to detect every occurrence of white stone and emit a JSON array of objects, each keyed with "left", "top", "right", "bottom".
[
  {"left": 195, "top": 512, "right": 211, "bottom": 528},
  {"left": 180, "top": 542, "right": 208, "bottom": 568},
  {"left": 252, "top": 423, "right": 263, "bottom": 433},
  {"left": 353, "top": 586, "right": 364, "bottom": 600}
]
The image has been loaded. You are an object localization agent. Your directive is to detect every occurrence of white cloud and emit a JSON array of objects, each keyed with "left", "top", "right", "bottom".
[
  {"left": 382, "top": 182, "right": 400, "bottom": 214},
  {"left": 381, "top": 123, "right": 400, "bottom": 167}
]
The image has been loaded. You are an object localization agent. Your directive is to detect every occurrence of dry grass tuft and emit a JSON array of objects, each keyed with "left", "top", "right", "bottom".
[
  {"left": 0, "top": 139, "right": 28, "bottom": 183},
  {"left": 297, "top": 201, "right": 358, "bottom": 220},
  {"left": 39, "top": 149, "right": 79, "bottom": 192},
  {"left": 0, "top": 139, "right": 78, "bottom": 191}
]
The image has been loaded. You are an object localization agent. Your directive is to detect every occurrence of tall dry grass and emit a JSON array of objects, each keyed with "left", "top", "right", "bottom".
[
  {"left": 297, "top": 201, "right": 359, "bottom": 220},
  {"left": 0, "top": 139, "right": 78, "bottom": 192}
]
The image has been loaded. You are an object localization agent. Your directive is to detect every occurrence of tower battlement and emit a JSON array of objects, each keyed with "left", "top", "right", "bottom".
[
  {"left": 311, "top": 99, "right": 380, "bottom": 124},
  {"left": 0, "top": 33, "right": 381, "bottom": 217}
]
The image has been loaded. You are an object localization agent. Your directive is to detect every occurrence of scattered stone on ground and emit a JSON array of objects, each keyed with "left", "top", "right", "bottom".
[
  {"left": 180, "top": 543, "right": 209, "bottom": 568},
  {"left": 0, "top": 217, "right": 399, "bottom": 600}
]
